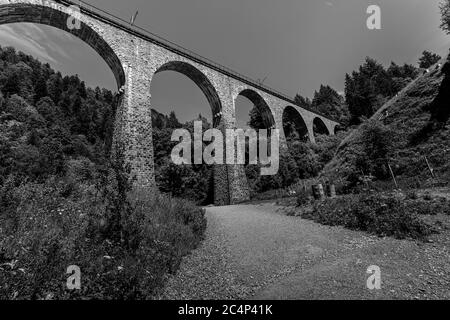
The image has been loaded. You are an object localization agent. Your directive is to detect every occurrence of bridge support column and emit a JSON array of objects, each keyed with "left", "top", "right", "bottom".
[
  {"left": 213, "top": 157, "right": 251, "bottom": 206},
  {"left": 213, "top": 93, "right": 251, "bottom": 206},
  {"left": 273, "top": 112, "right": 289, "bottom": 151},
  {"left": 326, "top": 122, "right": 337, "bottom": 136},
  {"left": 114, "top": 59, "right": 156, "bottom": 191},
  {"left": 213, "top": 127, "right": 251, "bottom": 206},
  {"left": 213, "top": 164, "right": 231, "bottom": 206},
  {"left": 227, "top": 164, "right": 251, "bottom": 204},
  {"left": 213, "top": 163, "right": 250, "bottom": 206},
  {"left": 307, "top": 122, "right": 316, "bottom": 144}
]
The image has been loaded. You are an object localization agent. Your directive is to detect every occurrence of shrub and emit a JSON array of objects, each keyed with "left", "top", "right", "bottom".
[
  {"left": 246, "top": 153, "right": 300, "bottom": 194},
  {"left": 296, "top": 189, "right": 311, "bottom": 207},
  {"left": 405, "top": 190, "right": 418, "bottom": 200},
  {"left": 301, "top": 193, "right": 436, "bottom": 241},
  {"left": 405, "top": 198, "right": 450, "bottom": 216},
  {"left": 423, "top": 192, "right": 433, "bottom": 201}
]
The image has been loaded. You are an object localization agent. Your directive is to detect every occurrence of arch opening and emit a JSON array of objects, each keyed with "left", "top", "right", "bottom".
[
  {"left": 154, "top": 61, "right": 222, "bottom": 127},
  {"left": 0, "top": 2, "right": 125, "bottom": 89},
  {"left": 234, "top": 89, "right": 276, "bottom": 195},
  {"left": 0, "top": 20, "right": 123, "bottom": 190},
  {"left": 313, "top": 117, "right": 330, "bottom": 137},
  {"left": 282, "top": 106, "right": 309, "bottom": 143},
  {"left": 236, "top": 89, "right": 275, "bottom": 130},
  {"left": 150, "top": 61, "right": 223, "bottom": 205}
]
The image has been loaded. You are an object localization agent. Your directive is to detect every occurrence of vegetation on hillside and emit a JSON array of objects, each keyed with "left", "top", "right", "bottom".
[
  {"left": 419, "top": 50, "right": 442, "bottom": 69},
  {"left": 322, "top": 52, "right": 450, "bottom": 193},
  {"left": 300, "top": 190, "right": 450, "bottom": 241},
  {"left": 344, "top": 58, "right": 420, "bottom": 125}
]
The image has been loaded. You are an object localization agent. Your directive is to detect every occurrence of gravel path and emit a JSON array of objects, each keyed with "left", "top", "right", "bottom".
[{"left": 157, "top": 203, "right": 450, "bottom": 300}]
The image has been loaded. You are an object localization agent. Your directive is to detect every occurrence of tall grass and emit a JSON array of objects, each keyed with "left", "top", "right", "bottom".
[{"left": 0, "top": 172, "right": 206, "bottom": 300}]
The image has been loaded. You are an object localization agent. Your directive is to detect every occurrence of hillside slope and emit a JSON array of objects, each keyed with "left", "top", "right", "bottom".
[{"left": 323, "top": 51, "right": 450, "bottom": 190}]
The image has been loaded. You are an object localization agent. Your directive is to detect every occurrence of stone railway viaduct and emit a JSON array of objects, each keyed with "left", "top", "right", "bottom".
[{"left": 0, "top": 0, "right": 340, "bottom": 205}]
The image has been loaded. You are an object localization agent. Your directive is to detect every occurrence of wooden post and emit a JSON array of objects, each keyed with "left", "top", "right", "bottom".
[
  {"left": 328, "top": 184, "right": 336, "bottom": 198},
  {"left": 425, "top": 156, "right": 435, "bottom": 178},
  {"left": 388, "top": 162, "right": 399, "bottom": 189},
  {"left": 312, "top": 184, "right": 325, "bottom": 200},
  {"left": 361, "top": 170, "right": 369, "bottom": 189}
]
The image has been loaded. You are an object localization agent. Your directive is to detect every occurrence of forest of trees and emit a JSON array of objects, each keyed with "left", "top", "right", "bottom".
[
  {"left": 293, "top": 53, "right": 439, "bottom": 127},
  {"left": 419, "top": 50, "right": 442, "bottom": 69},
  {"left": 344, "top": 58, "right": 420, "bottom": 124},
  {"left": 0, "top": 46, "right": 116, "bottom": 185}
]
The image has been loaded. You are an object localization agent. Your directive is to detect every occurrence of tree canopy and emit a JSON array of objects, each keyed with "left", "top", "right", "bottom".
[{"left": 418, "top": 50, "right": 442, "bottom": 69}]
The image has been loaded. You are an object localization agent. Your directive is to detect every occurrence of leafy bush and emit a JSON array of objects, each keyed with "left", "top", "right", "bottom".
[
  {"left": 405, "top": 198, "right": 450, "bottom": 216},
  {"left": 406, "top": 190, "right": 419, "bottom": 200},
  {"left": 245, "top": 134, "right": 343, "bottom": 196},
  {"left": 323, "top": 59, "right": 450, "bottom": 192},
  {"left": 296, "top": 189, "right": 312, "bottom": 207},
  {"left": 152, "top": 112, "right": 214, "bottom": 205},
  {"left": 301, "top": 192, "right": 436, "bottom": 241}
]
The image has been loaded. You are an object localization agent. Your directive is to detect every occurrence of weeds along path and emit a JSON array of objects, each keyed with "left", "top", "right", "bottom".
[{"left": 157, "top": 203, "right": 450, "bottom": 300}]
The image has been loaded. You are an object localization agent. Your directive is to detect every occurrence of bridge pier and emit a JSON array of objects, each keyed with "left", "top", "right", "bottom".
[
  {"left": 213, "top": 110, "right": 251, "bottom": 206},
  {"left": 115, "top": 61, "right": 156, "bottom": 191},
  {"left": 307, "top": 122, "right": 316, "bottom": 144}
]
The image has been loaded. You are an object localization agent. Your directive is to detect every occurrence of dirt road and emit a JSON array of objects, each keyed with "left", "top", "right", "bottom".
[{"left": 158, "top": 203, "right": 450, "bottom": 300}]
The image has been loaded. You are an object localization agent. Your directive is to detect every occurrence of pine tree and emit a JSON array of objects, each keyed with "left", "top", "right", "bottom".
[
  {"left": 248, "top": 106, "right": 265, "bottom": 129},
  {"left": 167, "top": 111, "right": 181, "bottom": 129},
  {"left": 294, "top": 94, "right": 311, "bottom": 109},
  {"left": 418, "top": 51, "right": 441, "bottom": 69}
]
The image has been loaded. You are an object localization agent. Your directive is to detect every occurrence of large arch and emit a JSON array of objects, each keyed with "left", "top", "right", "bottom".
[
  {"left": 153, "top": 61, "right": 223, "bottom": 127},
  {"left": 313, "top": 117, "right": 331, "bottom": 137},
  {"left": 282, "top": 106, "right": 309, "bottom": 142},
  {"left": 0, "top": 2, "right": 125, "bottom": 89},
  {"left": 0, "top": 1, "right": 142, "bottom": 186},
  {"left": 233, "top": 88, "right": 275, "bottom": 198},
  {"left": 237, "top": 89, "right": 275, "bottom": 129},
  {"left": 151, "top": 60, "right": 227, "bottom": 204}
]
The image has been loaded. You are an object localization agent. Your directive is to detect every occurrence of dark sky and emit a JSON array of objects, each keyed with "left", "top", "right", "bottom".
[{"left": 0, "top": 0, "right": 448, "bottom": 126}]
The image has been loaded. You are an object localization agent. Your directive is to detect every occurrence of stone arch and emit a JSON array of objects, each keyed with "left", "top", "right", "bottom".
[
  {"left": 282, "top": 106, "right": 309, "bottom": 142},
  {"left": 0, "top": 1, "right": 125, "bottom": 89},
  {"left": 151, "top": 60, "right": 230, "bottom": 205},
  {"left": 236, "top": 89, "right": 275, "bottom": 129},
  {"left": 313, "top": 117, "right": 331, "bottom": 136},
  {"left": 153, "top": 61, "right": 223, "bottom": 127}
]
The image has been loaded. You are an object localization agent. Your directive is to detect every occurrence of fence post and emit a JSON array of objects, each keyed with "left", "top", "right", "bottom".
[
  {"left": 425, "top": 156, "right": 435, "bottom": 178},
  {"left": 387, "top": 162, "right": 399, "bottom": 189},
  {"left": 312, "top": 184, "right": 325, "bottom": 201}
]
